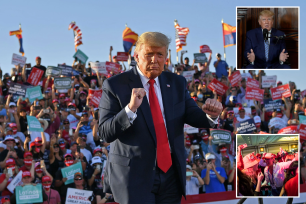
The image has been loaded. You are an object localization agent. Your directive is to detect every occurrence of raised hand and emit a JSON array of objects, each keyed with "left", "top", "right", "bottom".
[
  {"left": 247, "top": 49, "right": 255, "bottom": 62},
  {"left": 128, "top": 88, "right": 146, "bottom": 113},
  {"left": 279, "top": 49, "right": 289, "bottom": 62},
  {"left": 202, "top": 98, "right": 223, "bottom": 118}
]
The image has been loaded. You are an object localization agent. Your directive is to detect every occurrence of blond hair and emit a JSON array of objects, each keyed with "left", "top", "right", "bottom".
[
  {"left": 258, "top": 10, "right": 274, "bottom": 21},
  {"left": 134, "top": 32, "right": 171, "bottom": 54}
]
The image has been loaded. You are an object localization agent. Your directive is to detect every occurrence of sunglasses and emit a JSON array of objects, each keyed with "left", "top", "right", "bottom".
[{"left": 74, "top": 177, "right": 82, "bottom": 180}]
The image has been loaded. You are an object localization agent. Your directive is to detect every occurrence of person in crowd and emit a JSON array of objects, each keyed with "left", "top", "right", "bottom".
[
  {"left": 280, "top": 161, "right": 298, "bottom": 197},
  {"left": 49, "top": 137, "right": 65, "bottom": 179},
  {"left": 0, "top": 135, "right": 24, "bottom": 168},
  {"left": 42, "top": 175, "right": 61, "bottom": 204},
  {"left": 24, "top": 133, "right": 46, "bottom": 162},
  {"left": 186, "top": 164, "right": 204, "bottom": 195},
  {"left": 208, "top": 136, "right": 234, "bottom": 168},
  {"left": 213, "top": 53, "right": 229, "bottom": 79}
]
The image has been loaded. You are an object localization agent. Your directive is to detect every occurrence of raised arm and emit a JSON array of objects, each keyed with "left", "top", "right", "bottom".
[
  {"left": 109, "top": 46, "right": 113, "bottom": 62},
  {"left": 41, "top": 131, "right": 46, "bottom": 153}
]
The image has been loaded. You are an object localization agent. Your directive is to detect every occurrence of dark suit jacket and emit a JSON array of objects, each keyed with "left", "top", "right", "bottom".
[
  {"left": 244, "top": 27, "right": 288, "bottom": 68},
  {"left": 98, "top": 67, "right": 213, "bottom": 204}
]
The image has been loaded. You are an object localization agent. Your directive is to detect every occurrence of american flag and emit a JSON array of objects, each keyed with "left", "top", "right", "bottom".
[
  {"left": 68, "top": 22, "right": 83, "bottom": 51},
  {"left": 174, "top": 21, "right": 189, "bottom": 52}
]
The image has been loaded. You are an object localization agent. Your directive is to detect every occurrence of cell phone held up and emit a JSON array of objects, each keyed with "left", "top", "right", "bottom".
[{"left": 77, "top": 145, "right": 80, "bottom": 153}]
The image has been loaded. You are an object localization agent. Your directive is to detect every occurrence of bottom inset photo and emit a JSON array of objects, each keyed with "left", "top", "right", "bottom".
[{"left": 236, "top": 134, "right": 300, "bottom": 198}]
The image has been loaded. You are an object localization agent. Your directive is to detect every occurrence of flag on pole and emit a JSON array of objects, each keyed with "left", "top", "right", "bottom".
[
  {"left": 68, "top": 22, "right": 83, "bottom": 51},
  {"left": 122, "top": 27, "right": 138, "bottom": 54},
  {"left": 222, "top": 22, "right": 236, "bottom": 48},
  {"left": 174, "top": 21, "right": 189, "bottom": 52},
  {"left": 9, "top": 28, "right": 24, "bottom": 56}
]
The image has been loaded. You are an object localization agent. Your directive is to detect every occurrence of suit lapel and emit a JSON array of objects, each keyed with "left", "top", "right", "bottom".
[
  {"left": 268, "top": 28, "right": 276, "bottom": 62},
  {"left": 128, "top": 67, "right": 156, "bottom": 146}
]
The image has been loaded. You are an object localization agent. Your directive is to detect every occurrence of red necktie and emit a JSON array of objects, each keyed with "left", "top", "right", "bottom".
[{"left": 148, "top": 79, "right": 172, "bottom": 173}]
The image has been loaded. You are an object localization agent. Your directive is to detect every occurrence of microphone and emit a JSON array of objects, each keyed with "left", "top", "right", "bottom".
[
  {"left": 263, "top": 29, "right": 268, "bottom": 41},
  {"left": 274, "top": 34, "right": 286, "bottom": 40}
]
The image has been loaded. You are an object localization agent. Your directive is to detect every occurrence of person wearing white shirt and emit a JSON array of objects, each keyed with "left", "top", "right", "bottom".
[
  {"left": 76, "top": 137, "right": 92, "bottom": 162},
  {"left": 186, "top": 165, "right": 204, "bottom": 195}
]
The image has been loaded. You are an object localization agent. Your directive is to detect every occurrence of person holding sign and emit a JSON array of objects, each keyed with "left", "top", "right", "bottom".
[{"left": 33, "top": 56, "right": 47, "bottom": 78}]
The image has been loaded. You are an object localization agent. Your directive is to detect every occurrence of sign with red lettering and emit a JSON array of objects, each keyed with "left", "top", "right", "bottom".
[
  {"left": 106, "top": 62, "right": 120, "bottom": 74},
  {"left": 270, "top": 84, "right": 291, "bottom": 100},
  {"left": 88, "top": 89, "right": 102, "bottom": 99},
  {"left": 27, "top": 68, "right": 44, "bottom": 86},
  {"left": 278, "top": 125, "right": 298, "bottom": 134},
  {"left": 116, "top": 52, "right": 129, "bottom": 61},
  {"left": 91, "top": 90, "right": 103, "bottom": 108},
  {"left": 245, "top": 87, "right": 264, "bottom": 101},
  {"left": 246, "top": 78, "right": 259, "bottom": 88},
  {"left": 207, "top": 78, "right": 229, "bottom": 95},
  {"left": 199, "top": 45, "right": 212, "bottom": 53},
  {"left": 299, "top": 124, "right": 306, "bottom": 140},
  {"left": 66, "top": 188, "right": 93, "bottom": 204},
  {"left": 228, "top": 71, "right": 241, "bottom": 87}
]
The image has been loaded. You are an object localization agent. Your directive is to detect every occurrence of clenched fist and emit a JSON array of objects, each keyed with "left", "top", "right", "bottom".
[
  {"left": 202, "top": 98, "right": 223, "bottom": 118},
  {"left": 128, "top": 88, "right": 146, "bottom": 113}
]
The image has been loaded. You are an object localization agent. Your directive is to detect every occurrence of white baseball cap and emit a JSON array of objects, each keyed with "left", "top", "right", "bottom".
[
  {"left": 91, "top": 156, "right": 102, "bottom": 166},
  {"left": 205, "top": 153, "right": 216, "bottom": 160},
  {"left": 186, "top": 165, "right": 192, "bottom": 170},
  {"left": 254, "top": 116, "right": 261, "bottom": 124}
]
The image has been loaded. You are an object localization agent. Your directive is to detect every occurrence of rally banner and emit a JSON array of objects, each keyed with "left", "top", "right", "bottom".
[
  {"left": 27, "top": 116, "right": 43, "bottom": 132},
  {"left": 184, "top": 124, "right": 199, "bottom": 134},
  {"left": 73, "top": 49, "right": 88, "bottom": 64},
  {"left": 236, "top": 119, "right": 256, "bottom": 134},
  {"left": 228, "top": 71, "right": 241, "bottom": 87},
  {"left": 245, "top": 87, "right": 264, "bottom": 101},
  {"left": 66, "top": 188, "right": 93, "bottom": 204},
  {"left": 182, "top": 70, "right": 195, "bottom": 82},
  {"left": 61, "top": 162, "right": 83, "bottom": 185},
  {"left": 262, "top": 75, "right": 277, "bottom": 88},
  {"left": 72, "top": 70, "right": 80, "bottom": 76},
  {"left": 26, "top": 86, "right": 43, "bottom": 103},
  {"left": 106, "top": 62, "right": 120, "bottom": 74},
  {"left": 58, "top": 64, "right": 73, "bottom": 76},
  {"left": 116, "top": 52, "right": 129, "bottom": 61},
  {"left": 8, "top": 83, "right": 26, "bottom": 97},
  {"left": 268, "top": 117, "right": 287, "bottom": 129},
  {"left": 90, "top": 62, "right": 107, "bottom": 75},
  {"left": 207, "top": 78, "right": 229, "bottom": 95},
  {"left": 209, "top": 129, "right": 232, "bottom": 144},
  {"left": 200, "top": 45, "right": 212, "bottom": 53},
  {"left": 278, "top": 126, "right": 298, "bottom": 134},
  {"left": 46, "top": 66, "right": 62, "bottom": 77},
  {"left": 91, "top": 90, "right": 103, "bottom": 108},
  {"left": 299, "top": 124, "right": 306, "bottom": 140},
  {"left": 270, "top": 84, "right": 291, "bottom": 100},
  {"left": 12, "top": 53, "right": 27, "bottom": 66},
  {"left": 54, "top": 77, "right": 72, "bottom": 89},
  {"left": 15, "top": 184, "right": 43, "bottom": 204},
  {"left": 263, "top": 99, "right": 283, "bottom": 112},
  {"left": 27, "top": 68, "right": 44, "bottom": 86},
  {"left": 246, "top": 78, "right": 259, "bottom": 88},
  {"left": 7, "top": 170, "right": 23, "bottom": 193},
  {"left": 193, "top": 53, "right": 207, "bottom": 63},
  {"left": 233, "top": 107, "right": 251, "bottom": 118},
  {"left": 299, "top": 115, "right": 306, "bottom": 125},
  {"left": 88, "top": 89, "right": 102, "bottom": 99}
]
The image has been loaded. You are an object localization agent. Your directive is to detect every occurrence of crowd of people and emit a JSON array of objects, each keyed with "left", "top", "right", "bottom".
[{"left": 0, "top": 45, "right": 304, "bottom": 204}]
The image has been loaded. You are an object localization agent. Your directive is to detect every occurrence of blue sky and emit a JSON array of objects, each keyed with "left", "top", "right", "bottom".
[{"left": 0, "top": 0, "right": 304, "bottom": 88}]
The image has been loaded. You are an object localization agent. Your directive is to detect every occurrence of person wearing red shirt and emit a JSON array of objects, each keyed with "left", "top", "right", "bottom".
[{"left": 280, "top": 161, "right": 298, "bottom": 197}]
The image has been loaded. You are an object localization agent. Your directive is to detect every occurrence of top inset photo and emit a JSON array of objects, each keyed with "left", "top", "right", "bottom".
[{"left": 237, "top": 7, "right": 299, "bottom": 70}]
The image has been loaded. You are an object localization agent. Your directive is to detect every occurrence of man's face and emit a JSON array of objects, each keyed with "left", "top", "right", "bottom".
[
  {"left": 259, "top": 15, "right": 273, "bottom": 31},
  {"left": 241, "top": 81, "right": 246, "bottom": 88},
  {"left": 265, "top": 158, "right": 274, "bottom": 166},
  {"left": 231, "top": 88, "right": 237, "bottom": 96},
  {"left": 113, "top": 57, "right": 117, "bottom": 63},
  {"left": 239, "top": 109, "right": 245, "bottom": 118},
  {"left": 135, "top": 45, "right": 167, "bottom": 79},
  {"left": 70, "top": 144, "right": 77, "bottom": 152},
  {"left": 22, "top": 176, "right": 32, "bottom": 184},
  {"left": 184, "top": 58, "right": 189, "bottom": 65},
  {"left": 5, "top": 140, "right": 15, "bottom": 148},
  {"left": 36, "top": 58, "right": 41, "bottom": 66}
]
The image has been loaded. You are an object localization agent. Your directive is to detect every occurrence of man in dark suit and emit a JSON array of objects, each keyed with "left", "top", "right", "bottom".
[
  {"left": 244, "top": 10, "right": 290, "bottom": 69},
  {"left": 99, "top": 32, "right": 223, "bottom": 204}
]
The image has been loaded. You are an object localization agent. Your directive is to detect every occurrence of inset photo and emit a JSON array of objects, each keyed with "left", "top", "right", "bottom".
[
  {"left": 236, "top": 134, "right": 300, "bottom": 198},
  {"left": 236, "top": 7, "right": 299, "bottom": 69}
]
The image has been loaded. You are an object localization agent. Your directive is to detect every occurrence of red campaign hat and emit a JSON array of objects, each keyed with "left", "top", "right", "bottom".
[
  {"left": 220, "top": 147, "right": 227, "bottom": 152},
  {"left": 256, "top": 153, "right": 261, "bottom": 158},
  {"left": 64, "top": 153, "right": 73, "bottom": 158},
  {"left": 238, "top": 106, "right": 245, "bottom": 111},
  {"left": 52, "top": 99, "right": 59, "bottom": 103},
  {"left": 68, "top": 102, "right": 76, "bottom": 108},
  {"left": 35, "top": 141, "right": 42, "bottom": 146},
  {"left": 59, "top": 93, "right": 66, "bottom": 98},
  {"left": 6, "top": 158, "right": 15, "bottom": 167},
  {"left": 93, "top": 148, "right": 102, "bottom": 155},
  {"left": 277, "top": 81, "right": 282, "bottom": 85},
  {"left": 22, "top": 171, "right": 31, "bottom": 178},
  {"left": 1, "top": 197, "right": 10, "bottom": 203},
  {"left": 112, "top": 55, "right": 117, "bottom": 59},
  {"left": 30, "top": 142, "right": 35, "bottom": 148},
  {"left": 24, "top": 151, "right": 33, "bottom": 158},
  {"left": 8, "top": 123, "right": 17, "bottom": 128},
  {"left": 64, "top": 98, "right": 71, "bottom": 102},
  {"left": 80, "top": 91, "right": 87, "bottom": 95},
  {"left": 35, "top": 137, "right": 42, "bottom": 142},
  {"left": 36, "top": 56, "right": 41, "bottom": 60},
  {"left": 42, "top": 175, "right": 51, "bottom": 182}
]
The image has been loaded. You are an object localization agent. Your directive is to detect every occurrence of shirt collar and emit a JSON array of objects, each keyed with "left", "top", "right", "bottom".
[{"left": 136, "top": 65, "right": 160, "bottom": 88}]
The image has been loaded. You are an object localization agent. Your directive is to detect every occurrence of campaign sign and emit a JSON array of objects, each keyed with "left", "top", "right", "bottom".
[
  {"left": 46, "top": 66, "right": 61, "bottom": 77},
  {"left": 73, "top": 49, "right": 88, "bottom": 64},
  {"left": 278, "top": 126, "right": 298, "bottom": 134},
  {"left": 200, "top": 45, "right": 212, "bottom": 53},
  {"left": 262, "top": 75, "right": 277, "bottom": 88},
  {"left": 184, "top": 124, "right": 199, "bottom": 134},
  {"left": 16, "top": 184, "right": 43, "bottom": 204},
  {"left": 72, "top": 70, "right": 80, "bottom": 76},
  {"left": 299, "top": 115, "right": 306, "bottom": 125},
  {"left": 245, "top": 87, "right": 264, "bottom": 101},
  {"left": 299, "top": 124, "right": 306, "bottom": 140},
  {"left": 27, "top": 116, "right": 43, "bottom": 132},
  {"left": 54, "top": 77, "right": 72, "bottom": 89},
  {"left": 268, "top": 117, "right": 287, "bottom": 129},
  {"left": 182, "top": 70, "right": 195, "bottom": 82},
  {"left": 26, "top": 86, "right": 43, "bottom": 103},
  {"left": 194, "top": 53, "right": 207, "bottom": 63},
  {"left": 246, "top": 78, "right": 259, "bottom": 88},
  {"left": 91, "top": 90, "right": 103, "bottom": 108},
  {"left": 228, "top": 71, "right": 241, "bottom": 87},
  {"left": 61, "top": 162, "right": 83, "bottom": 185},
  {"left": 58, "top": 64, "right": 73, "bottom": 76},
  {"left": 209, "top": 129, "right": 232, "bottom": 144},
  {"left": 90, "top": 62, "right": 107, "bottom": 75},
  {"left": 270, "top": 84, "right": 291, "bottom": 100},
  {"left": 27, "top": 68, "right": 44, "bottom": 86},
  {"left": 106, "top": 62, "right": 120, "bottom": 74},
  {"left": 207, "top": 78, "right": 229, "bottom": 96},
  {"left": 66, "top": 188, "right": 93, "bottom": 204},
  {"left": 116, "top": 52, "right": 129, "bottom": 61},
  {"left": 12, "top": 53, "right": 27, "bottom": 66},
  {"left": 8, "top": 83, "right": 26, "bottom": 97},
  {"left": 236, "top": 119, "right": 256, "bottom": 134},
  {"left": 263, "top": 99, "right": 283, "bottom": 112},
  {"left": 301, "top": 89, "right": 306, "bottom": 98},
  {"left": 7, "top": 170, "right": 23, "bottom": 193},
  {"left": 88, "top": 89, "right": 102, "bottom": 99}
]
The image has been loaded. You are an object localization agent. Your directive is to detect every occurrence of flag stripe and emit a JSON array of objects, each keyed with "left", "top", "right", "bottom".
[
  {"left": 69, "top": 23, "right": 83, "bottom": 50},
  {"left": 175, "top": 22, "right": 189, "bottom": 52}
]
